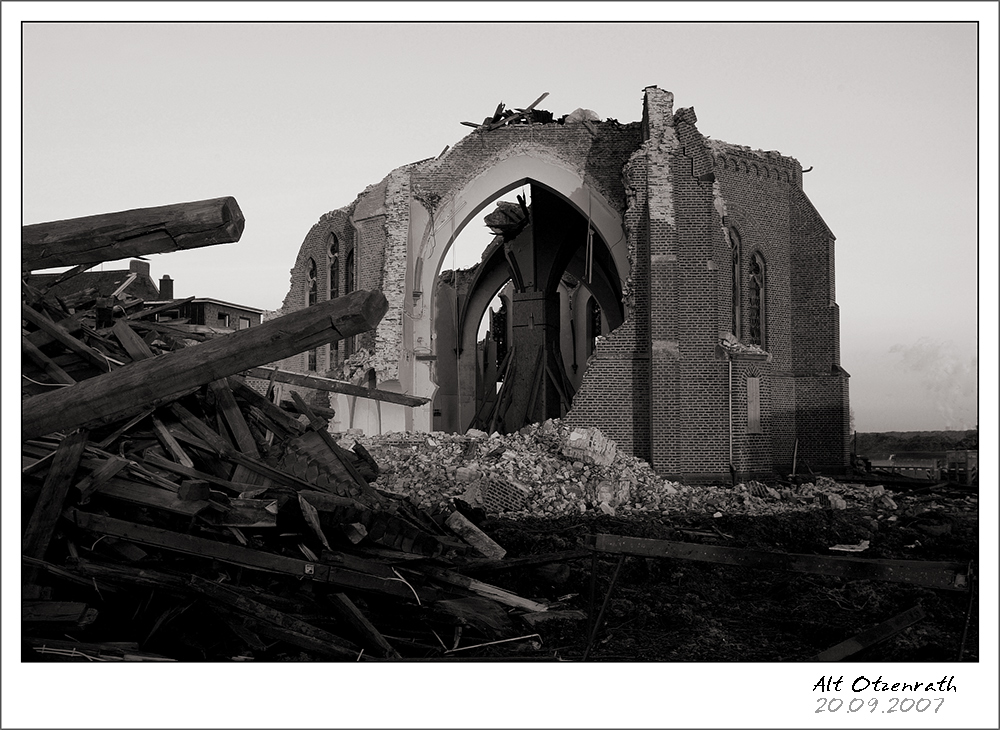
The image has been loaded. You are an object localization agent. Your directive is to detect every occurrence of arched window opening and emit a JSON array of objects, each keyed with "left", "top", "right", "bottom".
[
  {"left": 730, "top": 227, "right": 742, "bottom": 339},
  {"left": 328, "top": 233, "right": 339, "bottom": 301},
  {"left": 587, "top": 296, "right": 602, "bottom": 355},
  {"left": 747, "top": 252, "right": 766, "bottom": 347},
  {"left": 345, "top": 249, "right": 355, "bottom": 295},
  {"left": 307, "top": 258, "right": 318, "bottom": 307}
]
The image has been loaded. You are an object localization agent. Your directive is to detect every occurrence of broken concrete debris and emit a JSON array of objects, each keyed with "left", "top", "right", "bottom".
[{"left": 343, "top": 420, "right": 918, "bottom": 522}]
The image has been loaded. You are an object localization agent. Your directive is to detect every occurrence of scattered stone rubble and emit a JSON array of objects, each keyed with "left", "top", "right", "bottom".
[{"left": 341, "top": 420, "right": 902, "bottom": 520}]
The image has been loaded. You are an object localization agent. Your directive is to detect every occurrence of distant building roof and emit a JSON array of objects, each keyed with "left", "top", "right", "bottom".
[{"left": 146, "top": 297, "right": 265, "bottom": 314}]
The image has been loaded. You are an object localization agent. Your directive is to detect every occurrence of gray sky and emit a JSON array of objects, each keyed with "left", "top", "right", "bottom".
[
  {"left": 3, "top": 6, "right": 998, "bottom": 729},
  {"left": 9, "top": 16, "right": 993, "bottom": 435}
]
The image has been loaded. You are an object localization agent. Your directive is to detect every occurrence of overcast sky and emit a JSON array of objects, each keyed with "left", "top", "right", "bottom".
[{"left": 4, "top": 5, "right": 998, "bottom": 729}]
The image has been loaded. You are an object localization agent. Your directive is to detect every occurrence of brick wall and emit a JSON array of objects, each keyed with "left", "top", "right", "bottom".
[{"left": 273, "top": 85, "right": 849, "bottom": 478}]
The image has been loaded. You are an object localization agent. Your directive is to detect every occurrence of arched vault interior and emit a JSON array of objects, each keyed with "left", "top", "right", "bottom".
[{"left": 431, "top": 182, "right": 624, "bottom": 434}]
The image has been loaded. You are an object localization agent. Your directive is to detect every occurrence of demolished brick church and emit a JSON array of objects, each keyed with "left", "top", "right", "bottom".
[{"left": 274, "top": 86, "right": 850, "bottom": 482}]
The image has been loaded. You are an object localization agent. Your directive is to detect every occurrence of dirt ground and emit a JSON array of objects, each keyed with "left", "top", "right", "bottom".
[{"left": 447, "top": 491, "right": 979, "bottom": 662}]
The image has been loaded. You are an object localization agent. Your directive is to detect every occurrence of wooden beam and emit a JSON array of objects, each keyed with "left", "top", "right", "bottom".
[
  {"left": 445, "top": 511, "right": 506, "bottom": 560},
  {"left": 188, "top": 575, "right": 361, "bottom": 660},
  {"left": 22, "top": 338, "right": 76, "bottom": 385},
  {"left": 22, "top": 289, "right": 389, "bottom": 440},
  {"left": 94, "top": 477, "right": 212, "bottom": 517},
  {"left": 21, "top": 303, "right": 112, "bottom": 371},
  {"left": 75, "top": 454, "right": 130, "bottom": 502},
  {"left": 68, "top": 509, "right": 439, "bottom": 603},
  {"left": 459, "top": 548, "right": 592, "bottom": 573},
  {"left": 126, "top": 296, "right": 196, "bottom": 321},
  {"left": 150, "top": 415, "right": 195, "bottom": 468},
  {"left": 111, "top": 319, "right": 156, "bottom": 361},
  {"left": 22, "top": 429, "right": 90, "bottom": 565},
  {"left": 228, "top": 376, "right": 306, "bottom": 437},
  {"left": 247, "top": 366, "right": 429, "bottom": 407},
  {"left": 326, "top": 592, "right": 401, "bottom": 659},
  {"left": 209, "top": 379, "right": 269, "bottom": 487},
  {"left": 414, "top": 566, "right": 548, "bottom": 612},
  {"left": 141, "top": 452, "right": 254, "bottom": 494},
  {"left": 812, "top": 605, "right": 927, "bottom": 661},
  {"left": 585, "top": 534, "right": 970, "bottom": 592},
  {"left": 22, "top": 196, "right": 245, "bottom": 271}
]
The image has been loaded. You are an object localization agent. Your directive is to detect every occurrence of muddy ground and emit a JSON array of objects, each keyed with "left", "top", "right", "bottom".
[{"left": 460, "top": 494, "right": 978, "bottom": 662}]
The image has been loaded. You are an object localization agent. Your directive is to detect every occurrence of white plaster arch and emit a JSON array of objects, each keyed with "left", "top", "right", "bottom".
[{"left": 404, "top": 152, "right": 628, "bottom": 431}]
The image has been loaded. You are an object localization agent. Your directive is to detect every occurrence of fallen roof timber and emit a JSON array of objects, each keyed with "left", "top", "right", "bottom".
[
  {"left": 22, "top": 290, "right": 389, "bottom": 440},
  {"left": 67, "top": 509, "right": 439, "bottom": 603},
  {"left": 22, "top": 197, "right": 245, "bottom": 271},
  {"left": 585, "top": 534, "right": 969, "bottom": 592},
  {"left": 812, "top": 605, "right": 927, "bottom": 661},
  {"left": 247, "top": 366, "right": 430, "bottom": 407}
]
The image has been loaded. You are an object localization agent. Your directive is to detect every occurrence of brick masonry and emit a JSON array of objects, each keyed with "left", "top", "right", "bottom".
[{"left": 277, "top": 86, "right": 850, "bottom": 479}]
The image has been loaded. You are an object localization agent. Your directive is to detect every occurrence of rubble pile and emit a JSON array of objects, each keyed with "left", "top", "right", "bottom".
[{"left": 347, "top": 421, "right": 901, "bottom": 520}]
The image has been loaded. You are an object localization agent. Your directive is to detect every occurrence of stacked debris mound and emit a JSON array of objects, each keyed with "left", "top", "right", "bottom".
[
  {"left": 349, "top": 422, "right": 899, "bottom": 520},
  {"left": 21, "top": 199, "right": 566, "bottom": 662}
]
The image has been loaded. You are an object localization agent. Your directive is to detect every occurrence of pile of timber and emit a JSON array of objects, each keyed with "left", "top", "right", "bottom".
[{"left": 21, "top": 199, "right": 564, "bottom": 661}]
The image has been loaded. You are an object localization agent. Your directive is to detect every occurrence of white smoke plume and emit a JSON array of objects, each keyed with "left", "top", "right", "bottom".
[{"left": 888, "top": 338, "right": 978, "bottom": 430}]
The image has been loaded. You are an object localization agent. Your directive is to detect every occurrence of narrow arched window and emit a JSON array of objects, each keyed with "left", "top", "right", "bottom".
[
  {"left": 730, "top": 228, "right": 742, "bottom": 339},
  {"left": 345, "top": 249, "right": 355, "bottom": 294},
  {"left": 328, "top": 234, "right": 339, "bottom": 300},
  {"left": 747, "top": 252, "right": 766, "bottom": 347},
  {"left": 587, "top": 296, "right": 602, "bottom": 355},
  {"left": 307, "top": 258, "right": 318, "bottom": 307}
]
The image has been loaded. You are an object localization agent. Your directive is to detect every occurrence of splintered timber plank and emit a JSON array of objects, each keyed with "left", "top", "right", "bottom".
[
  {"left": 22, "top": 601, "right": 99, "bottom": 628},
  {"left": 414, "top": 566, "right": 548, "bottom": 612},
  {"left": 812, "top": 605, "right": 927, "bottom": 661},
  {"left": 445, "top": 511, "right": 506, "bottom": 560},
  {"left": 22, "top": 197, "right": 245, "bottom": 271},
  {"left": 111, "top": 319, "right": 156, "bottom": 361},
  {"left": 93, "top": 477, "right": 211, "bottom": 517},
  {"left": 459, "top": 548, "right": 592, "bottom": 573},
  {"left": 75, "top": 455, "right": 130, "bottom": 502},
  {"left": 167, "top": 402, "right": 235, "bottom": 456},
  {"left": 67, "top": 510, "right": 438, "bottom": 602},
  {"left": 22, "top": 338, "right": 76, "bottom": 385},
  {"left": 326, "top": 592, "right": 401, "bottom": 659},
  {"left": 247, "top": 366, "right": 430, "bottom": 407},
  {"left": 188, "top": 575, "right": 361, "bottom": 660},
  {"left": 586, "top": 534, "right": 970, "bottom": 592},
  {"left": 210, "top": 380, "right": 270, "bottom": 487},
  {"left": 127, "top": 296, "right": 197, "bottom": 322},
  {"left": 23, "top": 429, "right": 90, "bottom": 563},
  {"left": 21, "top": 303, "right": 112, "bottom": 371},
  {"left": 22, "top": 289, "right": 389, "bottom": 440},
  {"left": 150, "top": 415, "right": 195, "bottom": 468},
  {"left": 141, "top": 452, "right": 251, "bottom": 494},
  {"left": 167, "top": 428, "right": 315, "bottom": 491},
  {"left": 228, "top": 376, "right": 306, "bottom": 437}
]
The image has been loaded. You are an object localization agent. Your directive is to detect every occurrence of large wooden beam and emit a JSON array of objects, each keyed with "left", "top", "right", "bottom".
[
  {"left": 246, "top": 366, "right": 430, "bottom": 407},
  {"left": 67, "top": 509, "right": 439, "bottom": 603},
  {"left": 22, "top": 290, "right": 389, "bottom": 440},
  {"left": 22, "top": 196, "right": 245, "bottom": 271},
  {"left": 585, "top": 534, "right": 970, "bottom": 592}
]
